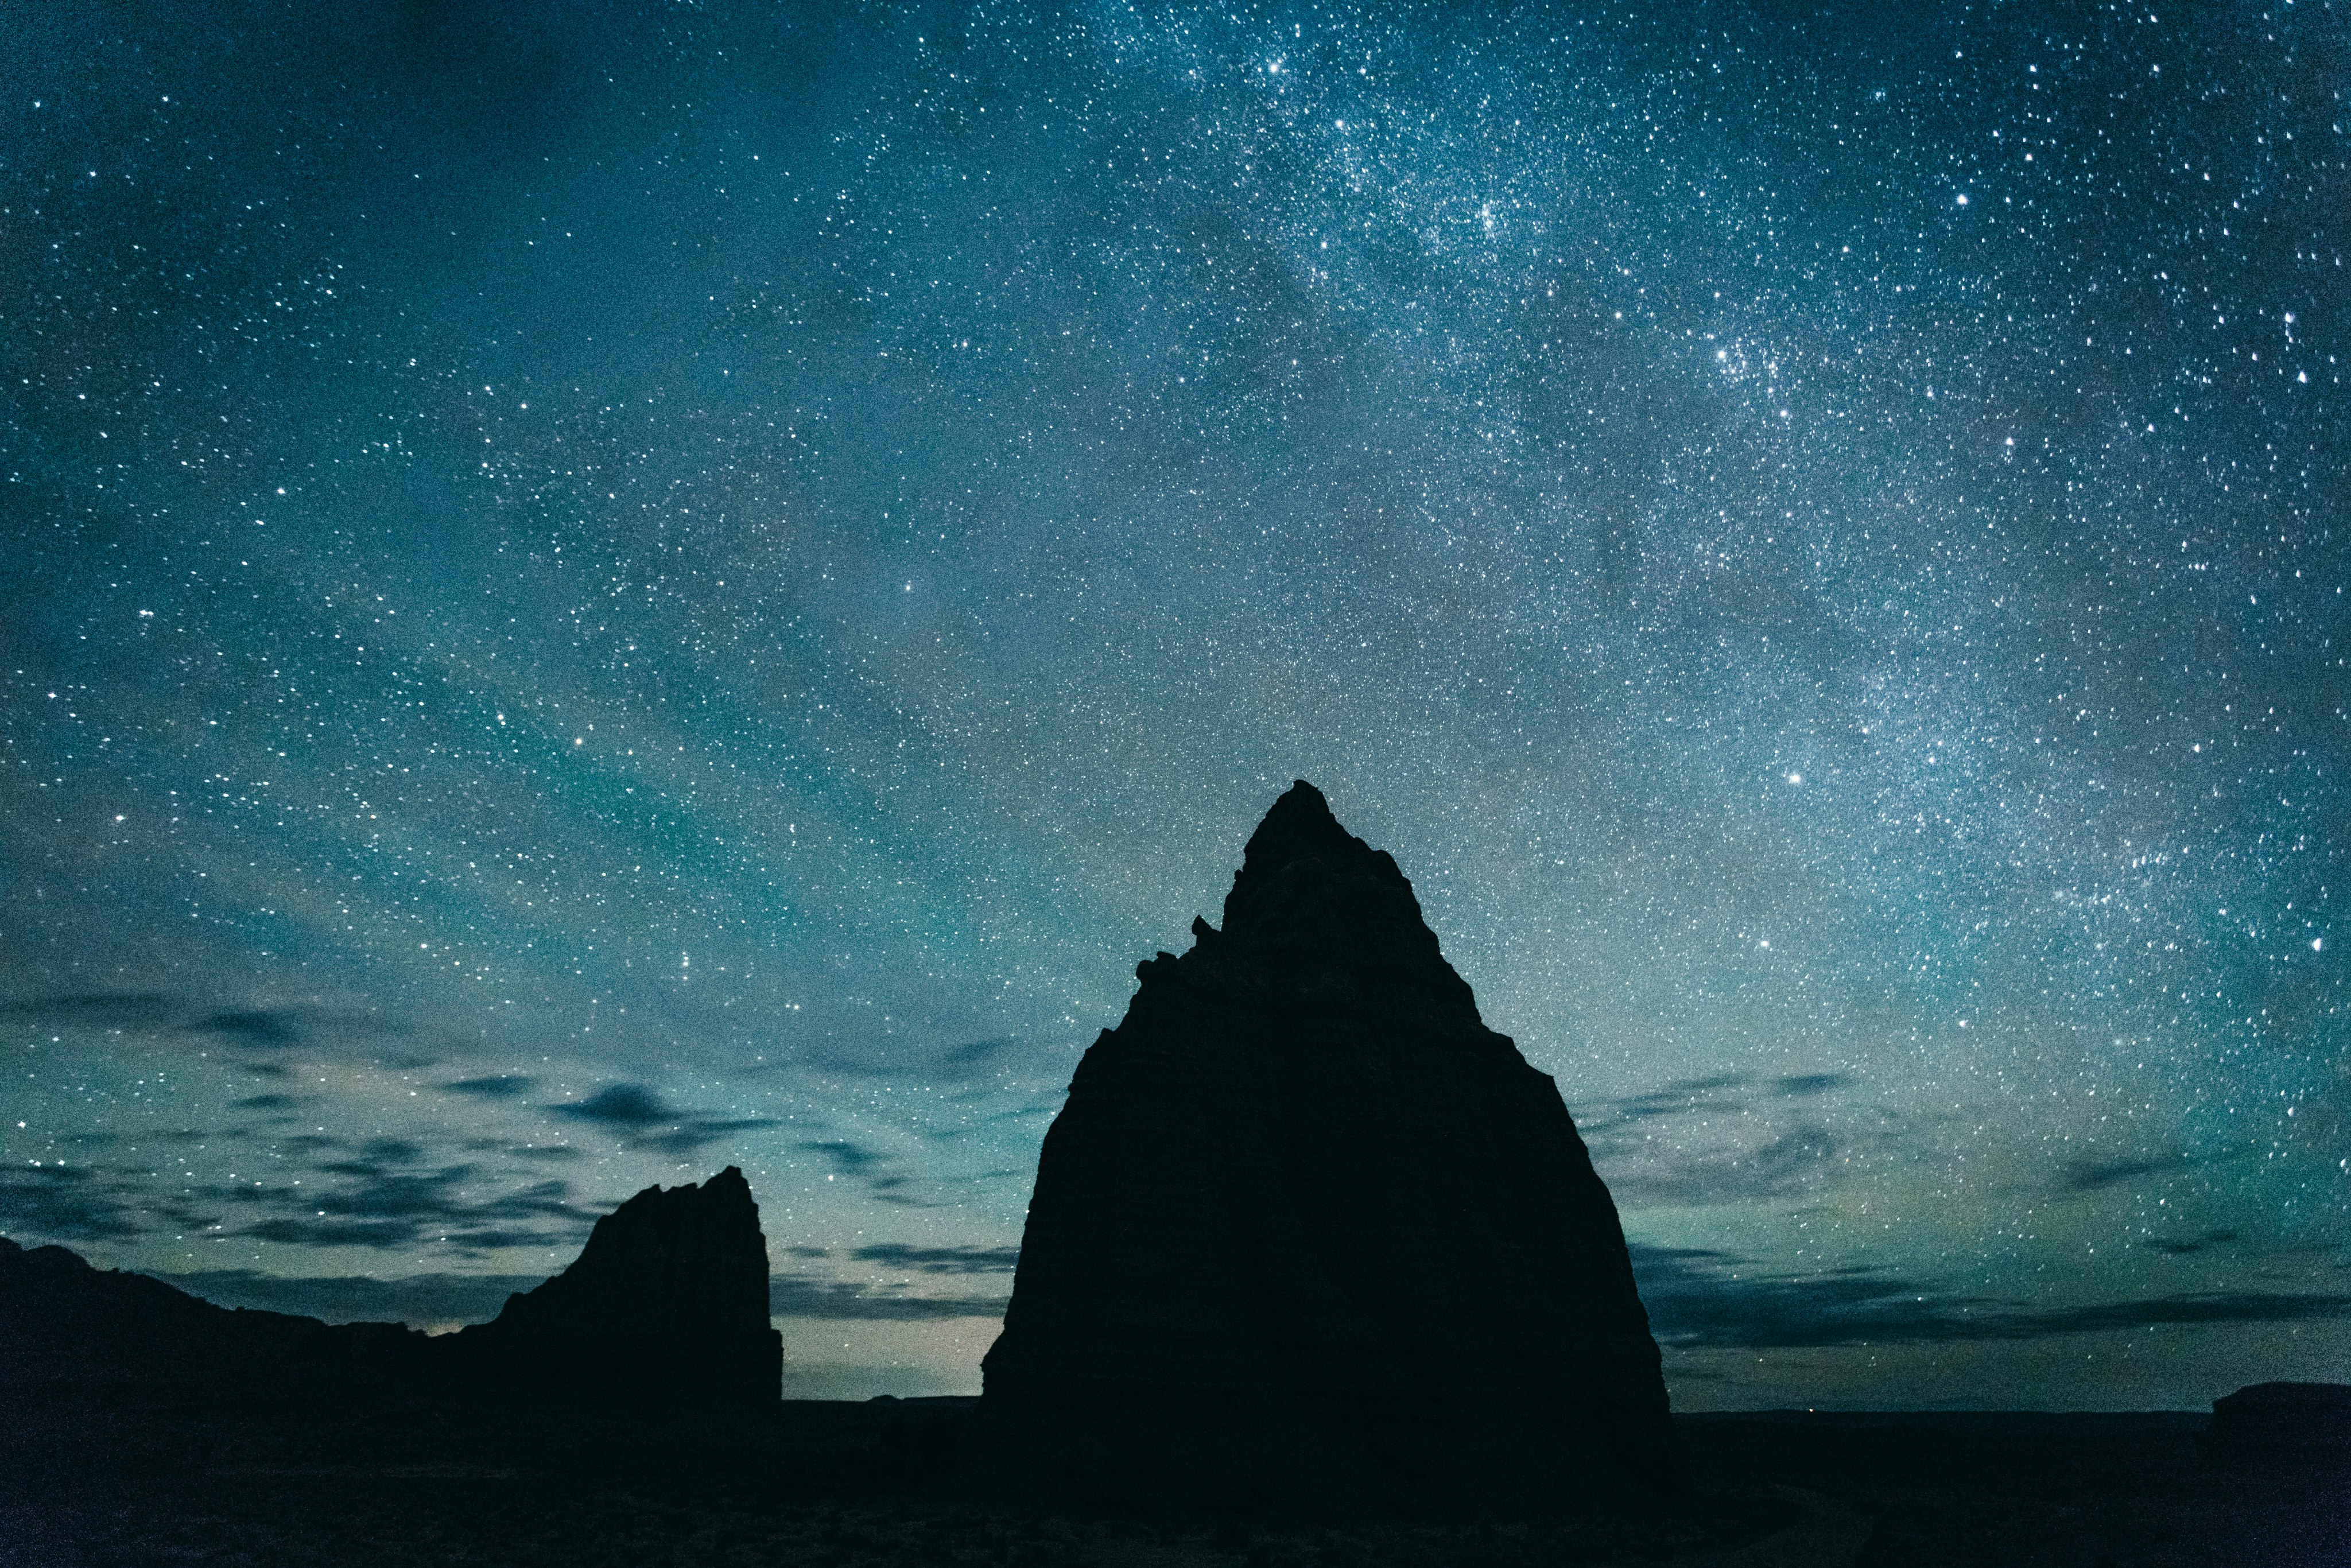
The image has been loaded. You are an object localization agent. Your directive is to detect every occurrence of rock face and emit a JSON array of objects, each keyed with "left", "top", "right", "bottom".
[
  {"left": 980, "top": 782, "right": 1677, "bottom": 1511},
  {"left": 446, "top": 1166, "right": 782, "bottom": 1407}
]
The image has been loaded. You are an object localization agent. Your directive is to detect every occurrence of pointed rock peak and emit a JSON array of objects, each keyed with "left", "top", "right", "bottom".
[
  {"left": 1224, "top": 780, "right": 1418, "bottom": 937},
  {"left": 1238, "top": 779, "right": 1374, "bottom": 880}
]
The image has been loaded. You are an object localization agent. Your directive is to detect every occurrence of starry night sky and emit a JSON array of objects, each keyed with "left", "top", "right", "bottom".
[{"left": 4, "top": 1, "right": 2347, "bottom": 1408}]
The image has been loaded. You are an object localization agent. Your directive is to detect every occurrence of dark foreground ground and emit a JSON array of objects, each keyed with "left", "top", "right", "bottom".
[{"left": 0, "top": 1396, "right": 2342, "bottom": 1568}]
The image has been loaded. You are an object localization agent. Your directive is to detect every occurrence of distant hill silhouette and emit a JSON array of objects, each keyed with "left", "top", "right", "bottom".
[
  {"left": 0, "top": 1167, "right": 780, "bottom": 1412},
  {"left": 980, "top": 781, "right": 1678, "bottom": 1513},
  {"left": 0, "top": 1232, "right": 430, "bottom": 1412}
]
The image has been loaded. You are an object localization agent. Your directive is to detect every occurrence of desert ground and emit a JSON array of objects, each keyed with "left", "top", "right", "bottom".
[{"left": 2, "top": 1395, "right": 2341, "bottom": 1568}]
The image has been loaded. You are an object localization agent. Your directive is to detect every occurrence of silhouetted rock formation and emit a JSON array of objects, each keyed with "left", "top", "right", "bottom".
[
  {"left": 443, "top": 1166, "right": 782, "bottom": 1407},
  {"left": 2206, "top": 1381, "right": 2351, "bottom": 1468},
  {"left": 1, "top": 1167, "right": 781, "bottom": 1414},
  {"left": 980, "top": 781, "right": 1678, "bottom": 1513},
  {"left": 0, "top": 1234, "right": 429, "bottom": 1411}
]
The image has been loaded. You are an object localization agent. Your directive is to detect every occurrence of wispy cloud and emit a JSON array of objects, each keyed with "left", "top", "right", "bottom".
[
  {"left": 231, "top": 1167, "right": 588, "bottom": 1255},
  {"left": 551, "top": 1085, "right": 670, "bottom": 1125},
  {"left": 548, "top": 1083, "right": 777, "bottom": 1155},
  {"left": 3, "top": 991, "right": 445, "bottom": 1068},
  {"left": 1575, "top": 1074, "right": 1752, "bottom": 1132},
  {"left": 787, "top": 1033, "right": 1027, "bottom": 1082},
  {"left": 930, "top": 1036, "right": 1021, "bottom": 1076},
  {"left": 800, "top": 1139, "right": 885, "bottom": 1175},
  {"left": 769, "top": 1275, "right": 1009, "bottom": 1321},
  {"left": 243, "top": 1216, "right": 431, "bottom": 1249},
  {"left": 0, "top": 991, "right": 177, "bottom": 1028},
  {"left": 2141, "top": 1229, "right": 2239, "bottom": 1256},
  {"left": 187, "top": 1009, "right": 302, "bottom": 1047},
  {"left": 442, "top": 1074, "right": 534, "bottom": 1099},
  {"left": 1630, "top": 1244, "right": 2351, "bottom": 1347},
  {"left": 848, "top": 1243, "right": 1022, "bottom": 1274},
  {"left": 793, "top": 1138, "right": 944, "bottom": 1205},
  {"left": 0, "top": 1165, "right": 149, "bottom": 1241},
  {"left": 1608, "top": 1126, "right": 1840, "bottom": 1209},
  {"left": 1776, "top": 1073, "right": 1845, "bottom": 1097},
  {"left": 2062, "top": 1152, "right": 2195, "bottom": 1192},
  {"left": 1574, "top": 1070, "right": 1849, "bottom": 1138}
]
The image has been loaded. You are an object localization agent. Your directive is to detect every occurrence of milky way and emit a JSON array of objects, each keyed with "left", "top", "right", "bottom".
[{"left": 4, "top": 2, "right": 2346, "bottom": 1407}]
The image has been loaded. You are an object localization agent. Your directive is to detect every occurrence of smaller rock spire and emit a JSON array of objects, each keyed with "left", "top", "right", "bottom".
[{"left": 447, "top": 1165, "right": 781, "bottom": 1407}]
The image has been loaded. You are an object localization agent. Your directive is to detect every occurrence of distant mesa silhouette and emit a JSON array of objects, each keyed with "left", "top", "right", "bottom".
[
  {"left": 979, "top": 781, "right": 1679, "bottom": 1512},
  {"left": 0, "top": 1166, "right": 780, "bottom": 1414},
  {"left": 2205, "top": 1381, "right": 2351, "bottom": 1468}
]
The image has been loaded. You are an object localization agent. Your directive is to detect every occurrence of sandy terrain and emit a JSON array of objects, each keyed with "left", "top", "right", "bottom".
[{"left": 0, "top": 1399, "right": 2340, "bottom": 1567}]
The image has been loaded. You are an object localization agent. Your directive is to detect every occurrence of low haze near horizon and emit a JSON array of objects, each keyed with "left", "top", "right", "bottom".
[{"left": 4, "top": 1, "right": 2347, "bottom": 1408}]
